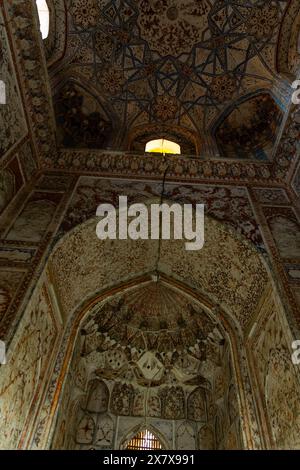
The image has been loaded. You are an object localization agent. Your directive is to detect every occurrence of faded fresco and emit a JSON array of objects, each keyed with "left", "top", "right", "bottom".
[{"left": 0, "top": 0, "right": 300, "bottom": 451}]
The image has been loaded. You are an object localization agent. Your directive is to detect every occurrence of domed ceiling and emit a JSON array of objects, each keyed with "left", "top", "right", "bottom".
[
  {"left": 52, "top": 0, "right": 288, "bottom": 157},
  {"left": 85, "top": 281, "right": 218, "bottom": 354},
  {"left": 81, "top": 280, "right": 224, "bottom": 387}
]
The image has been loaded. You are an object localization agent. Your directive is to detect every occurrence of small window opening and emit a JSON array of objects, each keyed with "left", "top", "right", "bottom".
[
  {"left": 125, "top": 429, "right": 162, "bottom": 450},
  {"left": 36, "top": 0, "right": 50, "bottom": 39},
  {"left": 145, "top": 139, "right": 181, "bottom": 155}
]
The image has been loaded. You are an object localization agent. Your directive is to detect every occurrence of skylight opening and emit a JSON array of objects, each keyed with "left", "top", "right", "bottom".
[
  {"left": 36, "top": 0, "right": 50, "bottom": 39},
  {"left": 145, "top": 139, "right": 181, "bottom": 155}
]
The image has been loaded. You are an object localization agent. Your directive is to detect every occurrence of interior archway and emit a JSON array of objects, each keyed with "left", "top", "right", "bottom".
[
  {"left": 0, "top": 201, "right": 299, "bottom": 450},
  {"left": 3, "top": 0, "right": 300, "bottom": 454},
  {"left": 49, "top": 275, "right": 244, "bottom": 450}
]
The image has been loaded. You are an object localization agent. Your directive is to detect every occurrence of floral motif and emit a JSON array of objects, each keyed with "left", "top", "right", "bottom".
[
  {"left": 137, "top": 0, "right": 210, "bottom": 56},
  {"left": 246, "top": 5, "right": 279, "bottom": 40},
  {"left": 71, "top": 0, "right": 100, "bottom": 28},
  {"left": 210, "top": 75, "right": 237, "bottom": 103},
  {"left": 110, "top": 383, "right": 134, "bottom": 415},
  {"left": 153, "top": 95, "right": 178, "bottom": 121},
  {"left": 95, "top": 31, "right": 115, "bottom": 62},
  {"left": 98, "top": 66, "right": 125, "bottom": 95},
  {"left": 58, "top": 0, "right": 292, "bottom": 158}
]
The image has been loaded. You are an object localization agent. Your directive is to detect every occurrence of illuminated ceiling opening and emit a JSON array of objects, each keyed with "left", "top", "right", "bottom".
[{"left": 145, "top": 139, "right": 181, "bottom": 155}]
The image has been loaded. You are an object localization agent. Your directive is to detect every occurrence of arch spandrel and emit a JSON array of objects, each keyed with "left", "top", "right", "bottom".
[{"left": 48, "top": 201, "right": 270, "bottom": 333}]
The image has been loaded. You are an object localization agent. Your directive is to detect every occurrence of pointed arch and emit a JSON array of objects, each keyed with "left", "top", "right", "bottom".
[{"left": 120, "top": 425, "right": 167, "bottom": 450}]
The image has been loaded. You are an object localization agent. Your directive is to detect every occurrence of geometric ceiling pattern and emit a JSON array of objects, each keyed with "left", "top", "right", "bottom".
[
  {"left": 48, "top": 0, "right": 289, "bottom": 158},
  {"left": 53, "top": 0, "right": 289, "bottom": 156}
]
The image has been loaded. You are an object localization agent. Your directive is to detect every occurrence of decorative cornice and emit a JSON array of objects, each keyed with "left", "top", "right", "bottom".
[
  {"left": 46, "top": 98, "right": 300, "bottom": 187},
  {"left": 53, "top": 149, "right": 275, "bottom": 184}
]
